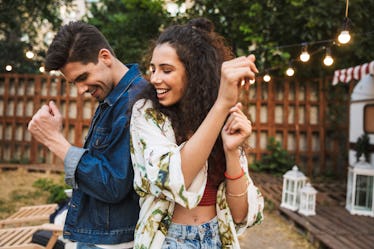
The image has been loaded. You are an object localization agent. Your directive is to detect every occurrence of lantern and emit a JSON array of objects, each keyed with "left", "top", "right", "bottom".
[
  {"left": 281, "top": 165, "right": 307, "bottom": 211},
  {"left": 346, "top": 156, "right": 374, "bottom": 216},
  {"left": 298, "top": 183, "right": 317, "bottom": 216}
]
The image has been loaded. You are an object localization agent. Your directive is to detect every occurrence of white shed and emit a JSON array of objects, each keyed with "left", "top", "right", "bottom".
[
  {"left": 333, "top": 61, "right": 374, "bottom": 166},
  {"left": 348, "top": 73, "right": 374, "bottom": 166}
]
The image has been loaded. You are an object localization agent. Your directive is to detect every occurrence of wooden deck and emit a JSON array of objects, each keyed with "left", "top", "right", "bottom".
[
  {"left": 252, "top": 172, "right": 374, "bottom": 249},
  {"left": 0, "top": 204, "right": 58, "bottom": 228},
  {"left": 0, "top": 163, "right": 64, "bottom": 174}
]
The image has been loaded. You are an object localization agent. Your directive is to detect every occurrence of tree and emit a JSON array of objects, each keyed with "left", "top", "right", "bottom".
[
  {"left": 179, "top": 0, "right": 374, "bottom": 78},
  {"left": 86, "top": 0, "right": 170, "bottom": 72},
  {"left": 0, "top": 0, "right": 73, "bottom": 73}
]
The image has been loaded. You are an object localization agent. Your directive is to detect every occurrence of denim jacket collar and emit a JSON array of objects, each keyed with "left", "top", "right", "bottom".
[{"left": 103, "top": 64, "right": 141, "bottom": 107}]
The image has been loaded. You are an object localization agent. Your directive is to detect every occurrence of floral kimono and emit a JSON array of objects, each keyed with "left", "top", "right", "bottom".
[{"left": 130, "top": 99, "right": 264, "bottom": 249}]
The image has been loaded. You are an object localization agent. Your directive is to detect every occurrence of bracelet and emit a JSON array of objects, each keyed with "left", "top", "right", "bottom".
[
  {"left": 224, "top": 168, "right": 245, "bottom": 180},
  {"left": 226, "top": 181, "right": 249, "bottom": 198}
]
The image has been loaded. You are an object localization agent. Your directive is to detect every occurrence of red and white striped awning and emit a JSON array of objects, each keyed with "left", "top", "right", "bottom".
[{"left": 332, "top": 60, "right": 374, "bottom": 85}]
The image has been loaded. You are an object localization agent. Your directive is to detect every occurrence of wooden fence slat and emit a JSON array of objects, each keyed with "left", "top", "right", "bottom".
[{"left": 0, "top": 74, "right": 353, "bottom": 178}]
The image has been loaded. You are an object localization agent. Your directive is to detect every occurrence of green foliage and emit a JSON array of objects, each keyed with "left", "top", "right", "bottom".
[
  {"left": 355, "top": 133, "right": 370, "bottom": 162},
  {"left": 0, "top": 0, "right": 74, "bottom": 73},
  {"left": 0, "top": 199, "right": 15, "bottom": 219},
  {"left": 250, "top": 137, "right": 294, "bottom": 175},
  {"left": 10, "top": 189, "right": 43, "bottom": 201},
  {"left": 264, "top": 198, "right": 275, "bottom": 212},
  {"left": 86, "top": 0, "right": 170, "bottom": 72},
  {"left": 33, "top": 178, "right": 69, "bottom": 204},
  {"left": 181, "top": 0, "right": 374, "bottom": 78},
  {"left": 3, "top": 0, "right": 374, "bottom": 77},
  {"left": 8, "top": 157, "right": 30, "bottom": 164}
]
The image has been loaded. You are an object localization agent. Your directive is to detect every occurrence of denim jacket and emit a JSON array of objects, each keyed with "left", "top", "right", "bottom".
[{"left": 62, "top": 64, "right": 146, "bottom": 244}]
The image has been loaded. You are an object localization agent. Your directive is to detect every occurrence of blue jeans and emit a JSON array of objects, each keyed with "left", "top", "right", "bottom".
[{"left": 162, "top": 217, "right": 222, "bottom": 249}]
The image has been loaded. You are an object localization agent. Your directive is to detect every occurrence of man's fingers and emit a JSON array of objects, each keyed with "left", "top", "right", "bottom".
[{"left": 49, "top": 100, "right": 59, "bottom": 116}]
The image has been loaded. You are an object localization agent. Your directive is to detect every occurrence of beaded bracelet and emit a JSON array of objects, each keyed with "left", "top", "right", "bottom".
[
  {"left": 224, "top": 168, "right": 245, "bottom": 180},
  {"left": 226, "top": 181, "right": 249, "bottom": 198}
]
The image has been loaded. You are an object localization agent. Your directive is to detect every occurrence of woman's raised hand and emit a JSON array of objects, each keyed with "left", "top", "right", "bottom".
[
  {"left": 217, "top": 55, "right": 258, "bottom": 109},
  {"left": 221, "top": 103, "right": 252, "bottom": 152}
]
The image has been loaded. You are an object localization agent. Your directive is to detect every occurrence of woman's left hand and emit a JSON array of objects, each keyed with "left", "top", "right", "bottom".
[{"left": 221, "top": 103, "right": 252, "bottom": 152}]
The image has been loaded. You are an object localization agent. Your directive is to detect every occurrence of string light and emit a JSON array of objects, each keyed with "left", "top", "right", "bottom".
[
  {"left": 338, "top": 30, "right": 351, "bottom": 44},
  {"left": 285, "top": 60, "right": 295, "bottom": 76},
  {"left": 323, "top": 47, "right": 334, "bottom": 66},
  {"left": 248, "top": 0, "right": 374, "bottom": 80},
  {"left": 5, "top": 65, "right": 12, "bottom": 72},
  {"left": 286, "top": 67, "right": 295, "bottom": 76},
  {"left": 39, "top": 66, "right": 45, "bottom": 73},
  {"left": 337, "top": 0, "right": 351, "bottom": 44},
  {"left": 25, "top": 50, "right": 34, "bottom": 59},
  {"left": 299, "top": 44, "right": 310, "bottom": 62},
  {"left": 263, "top": 73, "right": 271, "bottom": 82}
]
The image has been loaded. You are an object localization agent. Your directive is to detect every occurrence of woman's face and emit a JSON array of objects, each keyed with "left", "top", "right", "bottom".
[{"left": 149, "top": 43, "right": 187, "bottom": 106}]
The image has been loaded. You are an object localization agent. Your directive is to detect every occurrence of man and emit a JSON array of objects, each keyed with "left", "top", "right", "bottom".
[{"left": 28, "top": 21, "right": 146, "bottom": 249}]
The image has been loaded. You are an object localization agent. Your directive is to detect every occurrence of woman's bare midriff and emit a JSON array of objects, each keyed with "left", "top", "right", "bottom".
[{"left": 172, "top": 203, "right": 216, "bottom": 225}]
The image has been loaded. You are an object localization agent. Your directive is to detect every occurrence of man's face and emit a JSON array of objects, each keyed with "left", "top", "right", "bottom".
[{"left": 61, "top": 56, "right": 114, "bottom": 102}]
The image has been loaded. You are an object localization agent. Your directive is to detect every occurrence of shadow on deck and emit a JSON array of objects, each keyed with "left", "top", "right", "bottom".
[{"left": 252, "top": 172, "right": 374, "bottom": 249}]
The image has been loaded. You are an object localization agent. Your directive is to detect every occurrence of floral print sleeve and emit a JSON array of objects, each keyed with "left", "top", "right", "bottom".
[{"left": 131, "top": 99, "right": 207, "bottom": 207}]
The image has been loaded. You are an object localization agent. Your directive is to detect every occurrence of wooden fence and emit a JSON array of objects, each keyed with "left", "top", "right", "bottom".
[{"left": 0, "top": 73, "right": 355, "bottom": 178}]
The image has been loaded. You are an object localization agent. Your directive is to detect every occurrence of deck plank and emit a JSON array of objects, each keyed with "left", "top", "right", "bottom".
[{"left": 251, "top": 172, "right": 374, "bottom": 249}]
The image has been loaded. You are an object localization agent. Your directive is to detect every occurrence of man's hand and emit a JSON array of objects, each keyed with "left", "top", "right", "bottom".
[{"left": 28, "top": 100, "right": 71, "bottom": 160}]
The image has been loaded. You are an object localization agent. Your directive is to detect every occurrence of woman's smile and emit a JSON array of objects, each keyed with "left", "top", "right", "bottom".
[{"left": 156, "top": 88, "right": 170, "bottom": 96}]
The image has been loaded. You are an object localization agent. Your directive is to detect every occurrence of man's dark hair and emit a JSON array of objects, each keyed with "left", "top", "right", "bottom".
[{"left": 45, "top": 21, "right": 115, "bottom": 72}]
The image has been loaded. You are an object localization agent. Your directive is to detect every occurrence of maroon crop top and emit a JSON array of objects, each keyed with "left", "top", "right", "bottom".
[{"left": 198, "top": 179, "right": 218, "bottom": 206}]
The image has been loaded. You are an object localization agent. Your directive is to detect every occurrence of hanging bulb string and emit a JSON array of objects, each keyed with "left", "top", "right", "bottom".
[
  {"left": 248, "top": 30, "right": 373, "bottom": 55},
  {"left": 345, "top": 0, "right": 349, "bottom": 18}
]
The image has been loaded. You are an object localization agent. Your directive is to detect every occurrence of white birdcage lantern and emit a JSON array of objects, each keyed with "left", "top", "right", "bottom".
[
  {"left": 298, "top": 183, "right": 317, "bottom": 216},
  {"left": 281, "top": 165, "right": 307, "bottom": 211},
  {"left": 346, "top": 156, "right": 374, "bottom": 217}
]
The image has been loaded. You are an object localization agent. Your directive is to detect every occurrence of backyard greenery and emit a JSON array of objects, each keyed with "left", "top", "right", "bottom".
[
  {"left": 250, "top": 137, "right": 295, "bottom": 175},
  {"left": 1, "top": 0, "right": 374, "bottom": 75},
  {"left": 355, "top": 133, "right": 370, "bottom": 162},
  {"left": 33, "top": 178, "right": 70, "bottom": 204},
  {"left": 0, "top": 170, "right": 64, "bottom": 219}
]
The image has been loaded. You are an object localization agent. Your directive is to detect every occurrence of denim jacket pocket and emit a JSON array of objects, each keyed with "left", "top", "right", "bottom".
[{"left": 91, "top": 127, "right": 111, "bottom": 150}]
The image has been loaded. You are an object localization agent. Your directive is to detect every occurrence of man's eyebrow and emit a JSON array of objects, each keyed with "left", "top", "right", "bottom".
[{"left": 70, "top": 73, "right": 87, "bottom": 84}]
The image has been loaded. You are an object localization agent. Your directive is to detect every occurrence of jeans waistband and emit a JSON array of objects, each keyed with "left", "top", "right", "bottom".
[{"left": 167, "top": 216, "right": 219, "bottom": 241}]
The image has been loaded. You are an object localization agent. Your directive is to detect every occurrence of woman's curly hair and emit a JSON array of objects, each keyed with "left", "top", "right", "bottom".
[{"left": 136, "top": 17, "right": 234, "bottom": 186}]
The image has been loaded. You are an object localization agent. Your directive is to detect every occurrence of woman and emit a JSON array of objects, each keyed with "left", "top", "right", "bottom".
[{"left": 130, "top": 18, "right": 264, "bottom": 249}]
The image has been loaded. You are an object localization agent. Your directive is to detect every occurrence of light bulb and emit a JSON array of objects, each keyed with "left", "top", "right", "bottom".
[
  {"left": 338, "top": 30, "right": 351, "bottom": 44},
  {"left": 286, "top": 67, "right": 295, "bottom": 76},
  {"left": 300, "top": 51, "right": 310, "bottom": 62},
  {"left": 5, "top": 65, "right": 12, "bottom": 71},
  {"left": 249, "top": 79, "right": 255, "bottom": 84},
  {"left": 26, "top": 50, "right": 34, "bottom": 59},
  {"left": 323, "top": 55, "right": 334, "bottom": 66},
  {"left": 263, "top": 74, "right": 271, "bottom": 82},
  {"left": 39, "top": 66, "right": 45, "bottom": 73}
]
